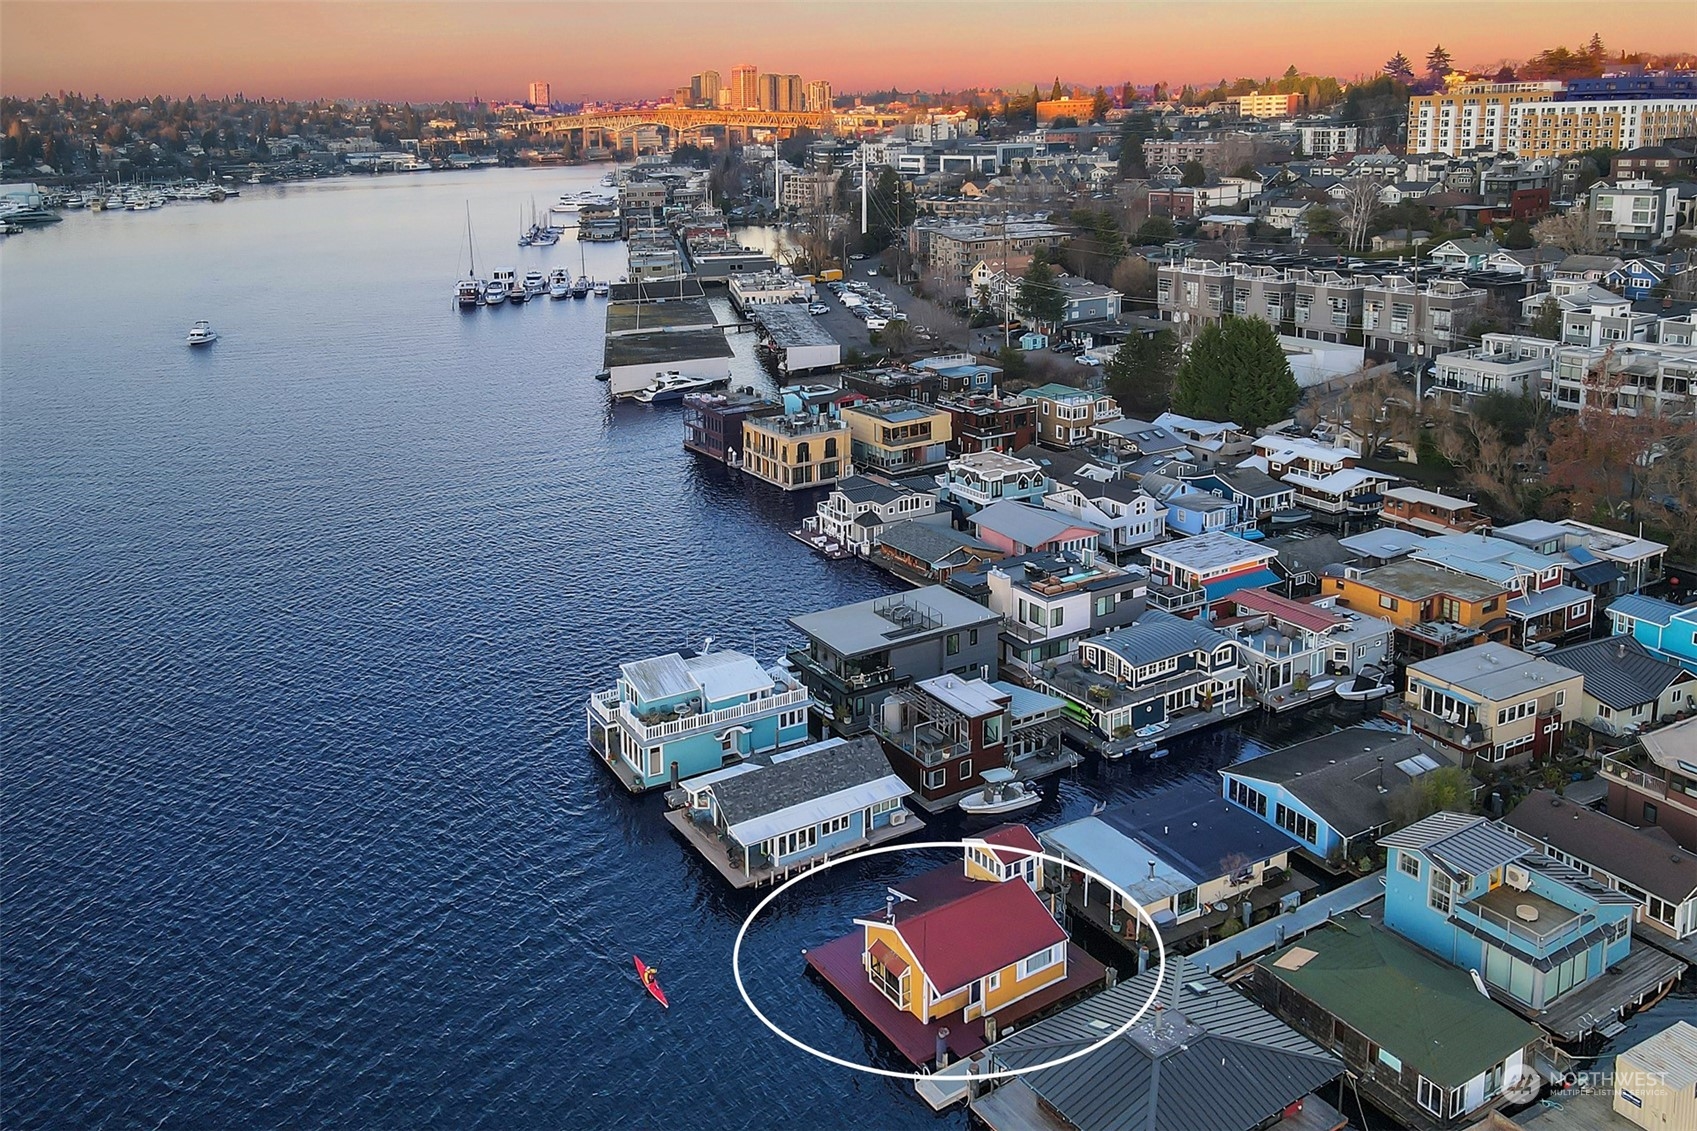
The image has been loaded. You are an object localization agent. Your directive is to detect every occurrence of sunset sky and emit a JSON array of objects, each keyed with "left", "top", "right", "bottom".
[{"left": 3, "top": 1, "right": 1693, "bottom": 104}]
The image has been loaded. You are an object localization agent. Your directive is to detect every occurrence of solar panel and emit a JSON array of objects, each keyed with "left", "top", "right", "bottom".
[{"left": 1397, "top": 754, "right": 1441, "bottom": 776}]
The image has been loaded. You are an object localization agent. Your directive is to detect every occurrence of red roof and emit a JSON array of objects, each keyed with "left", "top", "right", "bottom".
[
  {"left": 892, "top": 880, "right": 1065, "bottom": 994},
  {"left": 974, "top": 823, "right": 1043, "bottom": 864},
  {"left": 1229, "top": 587, "right": 1346, "bottom": 634}
]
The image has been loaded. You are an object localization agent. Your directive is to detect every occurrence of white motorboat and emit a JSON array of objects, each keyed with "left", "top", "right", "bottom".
[
  {"left": 592, "top": 279, "right": 610, "bottom": 297},
  {"left": 522, "top": 269, "right": 547, "bottom": 295},
  {"left": 1133, "top": 722, "right": 1168, "bottom": 739},
  {"left": 1336, "top": 670, "right": 1393, "bottom": 702},
  {"left": 186, "top": 320, "right": 218, "bottom": 346},
  {"left": 628, "top": 372, "right": 728, "bottom": 404},
  {"left": 482, "top": 279, "right": 507, "bottom": 306},
  {"left": 959, "top": 768, "right": 1042, "bottom": 816},
  {"left": 548, "top": 269, "right": 572, "bottom": 299}
]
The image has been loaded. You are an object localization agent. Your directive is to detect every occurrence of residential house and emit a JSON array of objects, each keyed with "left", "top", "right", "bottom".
[
  {"left": 664, "top": 735, "right": 918, "bottom": 887},
  {"left": 1186, "top": 467, "right": 1295, "bottom": 524},
  {"left": 1589, "top": 180, "right": 1681, "bottom": 251},
  {"left": 841, "top": 399, "right": 954, "bottom": 474},
  {"left": 875, "top": 674, "right": 1070, "bottom": 811},
  {"left": 1039, "top": 473, "right": 1167, "bottom": 560},
  {"left": 1380, "top": 811, "right": 1660, "bottom": 1041},
  {"left": 935, "top": 450, "right": 1047, "bottom": 516},
  {"left": 1247, "top": 435, "right": 1396, "bottom": 520},
  {"left": 1428, "top": 334, "right": 1558, "bottom": 403},
  {"left": 741, "top": 409, "right": 853, "bottom": 491},
  {"left": 1497, "top": 518, "right": 1669, "bottom": 598},
  {"left": 1388, "top": 643, "right": 1583, "bottom": 768},
  {"left": 1329, "top": 558, "right": 1512, "bottom": 660},
  {"left": 1505, "top": 790, "right": 1697, "bottom": 949},
  {"left": 971, "top": 959, "right": 1343, "bottom": 1131},
  {"left": 1601, "top": 716, "right": 1697, "bottom": 850},
  {"left": 1382, "top": 487, "right": 1491, "bottom": 536},
  {"left": 1252, "top": 916, "right": 1546, "bottom": 1129},
  {"left": 1214, "top": 587, "right": 1394, "bottom": 712},
  {"left": 1606, "top": 595, "right": 1697, "bottom": 675},
  {"left": 1371, "top": 228, "right": 1433, "bottom": 252},
  {"left": 1426, "top": 237, "right": 1499, "bottom": 271},
  {"left": 1548, "top": 340, "right": 1697, "bottom": 419},
  {"left": 1269, "top": 532, "right": 1357, "bottom": 593},
  {"left": 1410, "top": 532, "right": 1595, "bottom": 648},
  {"left": 1051, "top": 273, "right": 1124, "bottom": 326},
  {"left": 1030, "top": 608, "right": 1250, "bottom": 749},
  {"left": 1546, "top": 637, "right": 1697, "bottom": 737},
  {"left": 874, "top": 520, "right": 1003, "bottom": 585},
  {"left": 1141, "top": 474, "right": 1243, "bottom": 537},
  {"left": 1024, "top": 383, "right": 1122, "bottom": 449},
  {"left": 805, "top": 836, "right": 1107, "bottom": 1066},
  {"left": 969, "top": 499, "right": 1100, "bottom": 556},
  {"left": 803, "top": 475, "right": 939, "bottom": 558},
  {"left": 937, "top": 391, "right": 1037, "bottom": 454},
  {"left": 1613, "top": 145, "right": 1696, "bottom": 181},
  {"left": 788, "top": 587, "right": 1001, "bottom": 737},
  {"left": 586, "top": 647, "right": 813, "bottom": 792},
  {"left": 1338, "top": 527, "right": 1431, "bottom": 566},
  {"left": 1222, "top": 728, "right": 1457, "bottom": 867},
  {"left": 682, "top": 391, "right": 777, "bottom": 464},
  {"left": 1151, "top": 412, "right": 1253, "bottom": 467},
  {"left": 1143, "top": 530, "right": 1281, "bottom": 615},
  {"left": 1042, "top": 781, "right": 1311, "bottom": 953},
  {"left": 975, "top": 548, "right": 1147, "bottom": 670}
]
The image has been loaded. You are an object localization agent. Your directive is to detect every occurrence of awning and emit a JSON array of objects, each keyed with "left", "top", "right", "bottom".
[
  {"left": 869, "top": 939, "right": 909, "bottom": 976},
  {"left": 1572, "top": 561, "right": 1623, "bottom": 587}
]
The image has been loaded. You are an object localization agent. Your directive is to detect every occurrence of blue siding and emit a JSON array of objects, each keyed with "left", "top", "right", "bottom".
[{"left": 1220, "top": 773, "right": 1346, "bottom": 859}]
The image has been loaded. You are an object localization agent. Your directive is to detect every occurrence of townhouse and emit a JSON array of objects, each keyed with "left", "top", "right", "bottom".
[{"left": 1023, "top": 383, "right": 1122, "bottom": 449}]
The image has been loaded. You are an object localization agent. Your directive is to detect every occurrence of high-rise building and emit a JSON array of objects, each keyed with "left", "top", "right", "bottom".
[
  {"left": 673, "top": 86, "right": 692, "bottom": 107},
  {"left": 758, "top": 73, "right": 802, "bottom": 112},
  {"left": 690, "top": 70, "right": 722, "bottom": 107},
  {"left": 730, "top": 64, "right": 759, "bottom": 110},
  {"left": 1508, "top": 98, "right": 1697, "bottom": 160},
  {"left": 528, "top": 81, "right": 552, "bottom": 108},
  {"left": 805, "top": 80, "right": 833, "bottom": 114}
]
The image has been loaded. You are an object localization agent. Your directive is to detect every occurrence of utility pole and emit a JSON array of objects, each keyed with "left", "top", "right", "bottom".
[{"left": 860, "top": 142, "right": 868, "bottom": 237}]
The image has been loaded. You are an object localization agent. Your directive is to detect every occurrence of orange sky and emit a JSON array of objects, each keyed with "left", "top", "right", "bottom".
[{"left": 2, "top": 1, "right": 1692, "bottom": 103}]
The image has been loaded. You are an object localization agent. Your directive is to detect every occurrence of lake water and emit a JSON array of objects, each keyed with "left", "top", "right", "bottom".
[{"left": 3, "top": 167, "right": 1690, "bottom": 1130}]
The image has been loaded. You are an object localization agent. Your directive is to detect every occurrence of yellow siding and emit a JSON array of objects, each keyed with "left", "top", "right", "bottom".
[
  {"left": 861, "top": 922, "right": 923, "bottom": 1021},
  {"left": 981, "top": 952, "right": 1066, "bottom": 1015}
]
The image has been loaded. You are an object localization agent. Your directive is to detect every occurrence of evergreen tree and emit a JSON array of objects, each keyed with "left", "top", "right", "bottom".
[
  {"left": 1384, "top": 52, "right": 1414, "bottom": 82},
  {"left": 1050, "top": 78, "right": 1065, "bottom": 101},
  {"left": 1529, "top": 297, "right": 1562, "bottom": 341},
  {"left": 1117, "top": 110, "right": 1154, "bottom": 179},
  {"left": 1180, "top": 159, "right": 1206, "bottom": 187},
  {"left": 1172, "top": 318, "right": 1298, "bottom": 429},
  {"left": 1586, "top": 33, "right": 1606, "bottom": 63},
  {"left": 1090, "top": 86, "right": 1110, "bottom": 123},
  {"left": 1106, "top": 328, "right": 1180, "bottom": 416},
  {"left": 1425, "top": 45, "right": 1453, "bottom": 78},
  {"left": 1016, "top": 258, "right": 1066, "bottom": 331}
]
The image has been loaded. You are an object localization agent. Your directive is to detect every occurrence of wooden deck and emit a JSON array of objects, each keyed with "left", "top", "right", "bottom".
[
  {"left": 663, "top": 807, "right": 924, "bottom": 889},
  {"left": 970, "top": 1079, "right": 1056, "bottom": 1131},
  {"left": 1510, "top": 1085, "right": 1639, "bottom": 1131},
  {"left": 804, "top": 932, "right": 1108, "bottom": 1067},
  {"left": 1487, "top": 944, "right": 1687, "bottom": 1043},
  {"left": 1067, "top": 870, "right": 1318, "bottom": 956}
]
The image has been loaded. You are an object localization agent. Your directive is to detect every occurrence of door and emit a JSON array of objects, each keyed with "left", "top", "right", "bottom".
[{"left": 967, "top": 978, "right": 983, "bottom": 1017}]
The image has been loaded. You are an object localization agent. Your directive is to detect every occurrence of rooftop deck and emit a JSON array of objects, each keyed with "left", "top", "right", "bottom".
[{"left": 804, "top": 933, "right": 1108, "bottom": 1067}]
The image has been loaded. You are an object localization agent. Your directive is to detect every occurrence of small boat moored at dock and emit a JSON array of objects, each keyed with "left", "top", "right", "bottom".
[
  {"left": 1335, "top": 669, "right": 1393, "bottom": 702},
  {"left": 628, "top": 372, "right": 729, "bottom": 404},
  {"left": 958, "top": 768, "right": 1041, "bottom": 816}
]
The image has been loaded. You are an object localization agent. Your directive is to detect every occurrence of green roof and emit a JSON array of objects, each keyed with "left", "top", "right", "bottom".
[{"left": 1260, "top": 917, "right": 1538, "bottom": 1088}]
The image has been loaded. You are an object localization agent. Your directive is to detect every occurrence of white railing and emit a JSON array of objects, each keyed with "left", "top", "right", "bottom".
[{"left": 593, "top": 685, "right": 811, "bottom": 742}]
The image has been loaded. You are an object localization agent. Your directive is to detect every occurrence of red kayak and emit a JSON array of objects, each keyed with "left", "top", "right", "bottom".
[{"left": 633, "top": 955, "right": 668, "bottom": 1009}]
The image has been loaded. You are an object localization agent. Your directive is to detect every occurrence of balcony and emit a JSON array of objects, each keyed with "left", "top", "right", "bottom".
[
  {"left": 1459, "top": 885, "right": 1588, "bottom": 952},
  {"left": 1382, "top": 700, "right": 1490, "bottom": 752},
  {"left": 592, "top": 684, "right": 811, "bottom": 744},
  {"left": 788, "top": 649, "right": 897, "bottom": 694},
  {"left": 876, "top": 721, "right": 969, "bottom": 767},
  {"left": 1149, "top": 582, "right": 1206, "bottom": 614}
]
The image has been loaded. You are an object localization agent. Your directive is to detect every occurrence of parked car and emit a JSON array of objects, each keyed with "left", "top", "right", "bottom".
[
  {"left": 808, "top": 303, "right": 829, "bottom": 315},
  {"left": 1076, "top": 354, "right": 1103, "bottom": 366},
  {"left": 866, "top": 316, "right": 889, "bottom": 330}
]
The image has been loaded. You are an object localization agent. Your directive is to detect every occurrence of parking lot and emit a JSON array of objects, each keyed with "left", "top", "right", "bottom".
[{"left": 807, "top": 271, "right": 949, "bottom": 358}]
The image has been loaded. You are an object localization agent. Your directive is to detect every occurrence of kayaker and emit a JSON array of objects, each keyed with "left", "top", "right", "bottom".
[{"left": 642, "top": 963, "right": 660, "bottom": 987}]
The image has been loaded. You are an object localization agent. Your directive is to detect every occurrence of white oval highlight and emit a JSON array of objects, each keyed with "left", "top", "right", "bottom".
[{"left": 730, "top": 838, "right": 1168, "bottom": 1082}]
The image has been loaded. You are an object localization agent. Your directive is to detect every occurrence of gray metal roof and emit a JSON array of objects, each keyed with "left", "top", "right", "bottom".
[
  {"left": 984, "top": 957, "right": 1340, "bottom": 1131},
  {"left": 1091, "top": 609, "right": 1233, "bottom": 671},
  {"left": 875, "top": 519, "right": 991, "bottom": 565},
  {"left": 971, "top": 499, "right": 1097, "bottom": 549},
  {"left": 788, "top": 584, "right": 1000, "bottom": 656},
  {"left": 833, "top": 475, "right": 907, "bottom": 506},
  {"left": 1548, "top": 637, "right": 1693, "bottom": 710},
  {"left": 1224, "top": 729, "right": 1456, "bottom": 837},
  {"left": 1408, "top": 642, "right": 1583, "bottom": 702},
  {"left": 1380, "top": 812, "right": 1531, "bottom": 876},
  {"left": 1099, "top": 781, "right": 1304, "bottom": 881}
]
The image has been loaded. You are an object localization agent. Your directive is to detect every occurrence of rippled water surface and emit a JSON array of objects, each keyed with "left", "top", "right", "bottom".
[{"left": 14, "top": 168, "right": 1684, "bottom": 1130}]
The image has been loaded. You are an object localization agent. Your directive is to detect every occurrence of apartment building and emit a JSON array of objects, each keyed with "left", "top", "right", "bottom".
[
  {"left": 1234, "top": 92, "right": 1305, "bottom": 119},
  {"left": 1362, "top": 275, "right": 1490, "bottom": 359},
  {"left": 741, "top": 411, "right": 853, "bottom": 491},
  {"left": 1406, "top": 81, "right": 1563, "bottom": 156},
  {"left": 1297, "top": 124, "right": 1361, "bottom": 157},
  {"left": 1157, "top": 259, "right": 1364, "bottom": 346},
  {"left": 1429, "top": 334, "right": 1558, "bottom": 402},
  {"left": 1587, "top": 179, "right": 1682, "bottom": 251},
  {"left": 914, "top": 220, "right": 1068, "bottom": 296},
  {"left": 1549, "top": 341, "right": 1697, "bottom": 418},
  {"left": 1509, "top": 99, "right": 1697, "bottom": 160}
]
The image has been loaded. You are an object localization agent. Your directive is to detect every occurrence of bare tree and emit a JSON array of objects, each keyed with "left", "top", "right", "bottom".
[
  {"left": 1533, "top": 205, "right": 1608, "bottom": 255},
  {"left": 1337, "top": 176, "right": 1381, "bottom": 253}
]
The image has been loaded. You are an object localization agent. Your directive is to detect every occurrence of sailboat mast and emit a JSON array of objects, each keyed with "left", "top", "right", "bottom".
[{"left": 466, "top": 202, "right": 476, "bottom": 276}]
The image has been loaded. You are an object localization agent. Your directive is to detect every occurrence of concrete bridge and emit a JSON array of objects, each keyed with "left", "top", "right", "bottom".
[{"left": 532, "top": 107, "right": 833, "bottom": 150}]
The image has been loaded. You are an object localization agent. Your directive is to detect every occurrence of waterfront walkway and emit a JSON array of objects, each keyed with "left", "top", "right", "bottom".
[{"left": 1190, "top": 873, "right": 1387, "bottom": 975}]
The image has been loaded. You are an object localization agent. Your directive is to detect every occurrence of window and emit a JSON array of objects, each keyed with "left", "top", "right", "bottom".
[
  {"left": 946, "top": 633, "right": 960, "bottom": 656},
  {"left": 1644, "top": 801, "right": 1659, "bottom": 826},
  {"left": 1496, "top": 700, "right": 1536, "bottom": 726},
  {"left": 968, "top": 628, "right": 979, "bottom": 647},
  {"left": 959, "top": 759, "right": 973, "bottom": 780},
  {"left": 924, "top": 768, "right": 947, "bottom": 790},
  {"left": 1610, "top": 918, "right": 1629, "bottom": 943},
  {"left": 1176, "top": 888, "right": 1199, "bottom": 916},
  {"left": 776, "top": 826, "right": 818, "bottom": 857},
  {"left": 1276, "top": 803, "right": 1318, "bottom": 845},
  {"left": 983, "top": 714, "right": 1003, "bottom": 745},
  {"left": 986, "top": 971, "right": 1001, "bottom": 992},
  {"left": 1377, "top": 1047, "right": 1403, "bottom": 1073},
  {"left": 869, "top": 948, "right": 907, "bottom": 1007},
  {"left": 1379, "top": 595, "right": 1399, "bottom": 611},
  {"left": 819, "top": 814, "right": 852, "bottom": 838},
  {"left": 1429, "top": 870, "right": 1454, "bottom": 915},
  {"left": 1399, "top": 851, "right": 1422, "bottom": 879},
  {"left": 1417, "top": 1076, "right": 1444, "bottom": 1116},
  {"left": 1019, "top": 944, "right": 1061, "bottom": 979}
]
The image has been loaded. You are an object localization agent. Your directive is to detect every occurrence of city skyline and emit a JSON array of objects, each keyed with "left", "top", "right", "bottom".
[{"left": 3, "top": 1, "right": 1693, "bottom": 104}]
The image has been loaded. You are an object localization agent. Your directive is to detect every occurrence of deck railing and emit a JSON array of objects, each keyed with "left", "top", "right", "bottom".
[
  {"left": 1458, "top": 900, "right": 1588, "bottom": 951},
  {"left": 588, "top": 685, "right": 809, "bottom": 743}
]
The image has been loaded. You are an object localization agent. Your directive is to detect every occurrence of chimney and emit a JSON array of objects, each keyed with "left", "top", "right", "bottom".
[
  {"left": 1618, "top": 641, "right": 1627, "bottom": 659},
  {"left": 1149, "top": 860, "right": 1158, "bottom": 879}
]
